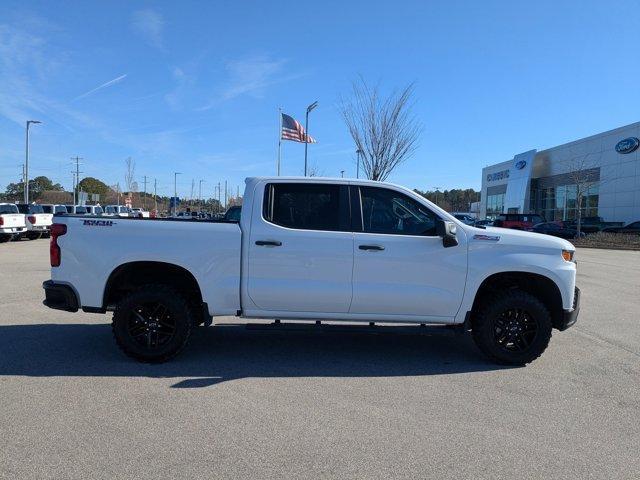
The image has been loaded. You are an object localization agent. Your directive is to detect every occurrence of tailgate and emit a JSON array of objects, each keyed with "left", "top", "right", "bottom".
[
  {"left": 33, "top": 214, "right": 53, "bottom": 226},
  {"left": 1, "top": 214, "right": 25, "bottom": 228}
]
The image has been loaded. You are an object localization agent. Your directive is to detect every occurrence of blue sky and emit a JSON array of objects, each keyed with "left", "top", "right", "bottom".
[{"left": 1, "top": 0, "right": 639, "bottom": 199}]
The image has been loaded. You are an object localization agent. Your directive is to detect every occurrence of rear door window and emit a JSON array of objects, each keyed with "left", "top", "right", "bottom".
[{"left": 263, "top": 183, "right": 348, "bottom": 231}]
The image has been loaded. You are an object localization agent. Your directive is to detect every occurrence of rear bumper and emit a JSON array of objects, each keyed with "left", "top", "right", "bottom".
[
  {"left": 0, "top": 227, "right": 26, "bottom": 234},
  {"left": 557, "top": 287, "right": 580, "bottom": 331},
  {"left": 42, "top": 280, "right": 79, "bottom": 312}
]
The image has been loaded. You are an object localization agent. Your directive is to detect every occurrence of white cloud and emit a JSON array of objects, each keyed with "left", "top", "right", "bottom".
[
  {"left": 131, "top": 9, "right": 164, "bottom": 48},
  {"left": 0, "top": 22, "right": 95, "bottom": 129},
  {"left": 198, "top": 55, "right": 306, "bottom": 110}
]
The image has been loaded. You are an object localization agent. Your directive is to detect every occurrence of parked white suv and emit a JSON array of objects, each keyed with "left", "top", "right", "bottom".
[
  {"left": 41, "top": 204, "right": 69, "bottom": 215},
  {"left": 43, "top": 177, "right": 580, "bottom": 365},
  {"left": 84, "top": 205, "right": 104, "bottom": 215},
  {"left": 0, "top": 203, "right": 26, "bottom": 242},
  {"left": 131, "top": 208, "right": 150, "bottom": 218},
  {"left": 104, "top": 205, "right": 133, "bottom": 217}
]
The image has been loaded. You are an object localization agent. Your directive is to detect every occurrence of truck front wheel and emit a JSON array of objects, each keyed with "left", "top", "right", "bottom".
[
  {"left": 112, "top": 285, "right": 194, "bottom": 362},
  {"left": 472, "top": 289, "right": 552, "bottom": 365}
]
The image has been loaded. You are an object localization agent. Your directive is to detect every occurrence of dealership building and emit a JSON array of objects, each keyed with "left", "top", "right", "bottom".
[{"left": 480, "top": 122, "right": 640, "bottom": 223}]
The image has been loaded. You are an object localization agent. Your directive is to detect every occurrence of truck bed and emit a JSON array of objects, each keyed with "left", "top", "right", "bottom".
[{"left": 52, "top": 214, "right": 242, "bottom": 315}]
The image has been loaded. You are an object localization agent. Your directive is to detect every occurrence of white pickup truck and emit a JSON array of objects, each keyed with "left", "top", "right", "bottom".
[
  {"left": 43, "top": 177, "right": 580, "bottom": 365},
  {"left": 0, "top": 203, "right": 27, "bottom": 242},
  {"left": 16, "top": 203, "right": 53, "bottom": 239}
]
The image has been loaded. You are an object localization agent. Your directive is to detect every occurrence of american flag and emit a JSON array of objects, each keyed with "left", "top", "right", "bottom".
[{"left": 281, "top": 113, "right": 317, "bottom": 143}]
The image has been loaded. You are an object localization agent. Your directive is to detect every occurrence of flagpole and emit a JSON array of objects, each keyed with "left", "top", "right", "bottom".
[{"left": 277, "top": 107, "right": 282, "bottom": 176}]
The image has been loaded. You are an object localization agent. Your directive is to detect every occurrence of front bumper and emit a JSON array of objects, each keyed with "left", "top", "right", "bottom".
[
  {"left": 557, "top": 287, "right": 580, "bottom": 331},
  {"left": 43, "top": 280, "right": 79, "bottom": 312}
]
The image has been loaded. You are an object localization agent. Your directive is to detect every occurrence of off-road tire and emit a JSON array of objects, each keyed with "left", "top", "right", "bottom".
[
  {"left": 26, "top": 231, "right": 42, "bottom": 240},
  {"left": 472, "top": 289, "right": 552, "bottom": 365},
  {"left": 112, "top": 284, "right": 194, "bottom": 363}
]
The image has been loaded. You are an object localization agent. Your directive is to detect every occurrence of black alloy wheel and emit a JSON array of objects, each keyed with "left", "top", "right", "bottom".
[
  {"left": 492, "top": 307, "right": 538, "bottom": 352},
  {"left": 472, "top": 289, "right": 552, "bottom": 365},
  {"left": 127, "top": 302, "right": 177, "bottom": 350},
  {"left": 112, "top": 285, "right": 193, "bottom": 362}
]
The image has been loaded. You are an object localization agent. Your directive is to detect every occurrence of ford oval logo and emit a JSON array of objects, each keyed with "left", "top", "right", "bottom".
[
  {"left": 515, "top": 160, "right": 527, "bottom": 170},
  {"left": 615, "top": 137, "right": 639, "bottom": 154}
]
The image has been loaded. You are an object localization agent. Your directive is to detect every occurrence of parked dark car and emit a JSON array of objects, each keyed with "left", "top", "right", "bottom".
[
  {"left": 474, "top": 219, "right": 493, "bottom": 227},
  {"left": 602, "top": 221, "right": 640, "bottom": 234},
  {"left": 493, "top": 213, "right": 545, "bottom": 231},
  {"left": 532, "top": 222, "right": 583, "bottom": 239},
  {"left": 564, "top": 216, "right": 624, "bottom": 233}
]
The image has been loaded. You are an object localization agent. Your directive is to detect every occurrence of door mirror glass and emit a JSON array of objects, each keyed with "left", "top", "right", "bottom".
[{"left": 436, "top": 219, "right": 458, "bottom": 248}]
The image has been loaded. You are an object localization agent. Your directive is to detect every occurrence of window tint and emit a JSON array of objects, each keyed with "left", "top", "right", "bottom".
[
  {"left": 264, "top": 183, "right": 343, "bottom": 231},
  {"left": 41, "top": 205, "right": 52, "bottom": 213},
  {"left": 359, "top": 186, "right": 438, "bottom": 236}
]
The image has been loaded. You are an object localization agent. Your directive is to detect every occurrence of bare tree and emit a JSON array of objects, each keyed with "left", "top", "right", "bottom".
[
  {"left": 340, "top": 77, "right": 422, "bottom": 181},
  {"left": 563, "top": 152, "right": 602, "bottom": 236},
  {"left": 307, "top": 164, "right": 324, "bottom": 177},
  {"left": 124, "top": 157, "right": 136, "bottom": 193}
]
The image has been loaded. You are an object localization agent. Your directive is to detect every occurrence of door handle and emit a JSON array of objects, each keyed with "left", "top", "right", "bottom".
[
  {"left": 255, "top": 240, "right": 282, "bottom": 247},
  {"left": 359, "top": 244, "right": 385, "bottom": 251}
]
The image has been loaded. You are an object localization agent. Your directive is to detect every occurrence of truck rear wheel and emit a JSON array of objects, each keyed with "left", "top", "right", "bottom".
[
  {"left": 112, "top": 285, "right": 194, "bottom": 362},
  {"left": 472, "top": 289, "right": 552, "bottom": 365},
  {"left": 26, "top": 231, "right": 42, "bottom": 240}
]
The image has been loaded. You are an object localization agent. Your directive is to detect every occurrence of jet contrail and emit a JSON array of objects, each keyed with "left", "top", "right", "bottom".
[{"left": 73, "top": 74, "right": 127, "bottom": 101}]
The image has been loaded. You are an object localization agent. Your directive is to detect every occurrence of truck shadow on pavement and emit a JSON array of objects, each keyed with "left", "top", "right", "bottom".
[{"left": 0, "top": 323, "right": 512, "bottom": 388}]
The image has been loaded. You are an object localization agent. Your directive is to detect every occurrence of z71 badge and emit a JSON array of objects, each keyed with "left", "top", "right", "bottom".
[{"left": 83, "top": 219, "right": 115, "bottom": 227}]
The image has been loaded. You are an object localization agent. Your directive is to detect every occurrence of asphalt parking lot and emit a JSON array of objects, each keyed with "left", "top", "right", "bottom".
[{"left": 0, "top": 239, "right": 638, "bottom": 479}]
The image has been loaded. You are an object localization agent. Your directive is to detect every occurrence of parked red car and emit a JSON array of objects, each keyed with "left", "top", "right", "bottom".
[{"left": 493, "top": 213, "right": 545, "bottom": 231}]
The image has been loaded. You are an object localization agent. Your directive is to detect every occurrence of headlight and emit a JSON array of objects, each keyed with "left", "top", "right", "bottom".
[{"left": 562, "top": 250, "right": 574, "bottom": 262}]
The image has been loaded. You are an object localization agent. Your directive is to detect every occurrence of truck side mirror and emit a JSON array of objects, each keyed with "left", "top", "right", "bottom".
[{"left": 436, "top": 219, "right": 458, "bottom": 248}]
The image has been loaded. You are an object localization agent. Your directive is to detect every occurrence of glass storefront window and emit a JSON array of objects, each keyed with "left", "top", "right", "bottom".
[
  {"left": 537, "top": 182, "right": 599, "bottom": 221},
  {"left": 486, "top": 193, "right": 505, "bottom": 218}
]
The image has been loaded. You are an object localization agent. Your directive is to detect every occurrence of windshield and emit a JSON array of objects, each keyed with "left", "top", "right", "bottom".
[
  {"left": 0, "top": 204, "right": 19, "bottom": 214},
  {"left": 94, "top": 207, "right": 103, "bottom": 214},
  {"left": 54, "top": 206, "right": 67, "bottom": 214},
  {"left": 75, "top": 207, "right": 87, "bottom": 214}
]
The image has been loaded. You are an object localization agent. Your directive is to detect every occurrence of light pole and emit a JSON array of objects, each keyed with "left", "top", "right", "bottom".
[
  {"left": 341, "top": 170, "right": 345, "bottom": 178},
  {"left": 173, "top": 172, "right": 181, "bottom": 216},
  {"left": 304, "top": 101, "right": 318, "bottom": 176},
  {"left": 433, "top": 186, "right": 441, "bottom": 207},
  {"left": 356, "top": 148, "right": 363, "bottom": 179},
  {"left": 198, "top": 179, "right": 205, "bottom": 210},
  {"left": 25, "top": 120, "right": 42, "bottom": 203}
]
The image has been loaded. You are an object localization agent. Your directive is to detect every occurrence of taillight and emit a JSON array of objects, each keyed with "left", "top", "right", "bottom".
[
  {"left": 50, "top": 223, "right": 67, "bottom": 267},
  {"left": 28, "top": 215, "right": 36, "bottom": 224},
  {"left": 0, "top": 217, "right": 3, "bottom": 226}
]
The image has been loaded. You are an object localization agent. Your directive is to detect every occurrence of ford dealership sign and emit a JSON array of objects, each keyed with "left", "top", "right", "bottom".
[
  {"left": 515, "top": 160, "right": 527, "bottom": 170},
  {"left": 615, "top": 137, "right": 639, "bottom": 154}
]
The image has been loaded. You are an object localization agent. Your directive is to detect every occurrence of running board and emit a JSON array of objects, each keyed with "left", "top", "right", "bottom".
[{"left": 245, "top": 321, "right": 465, "bottom": 336}]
